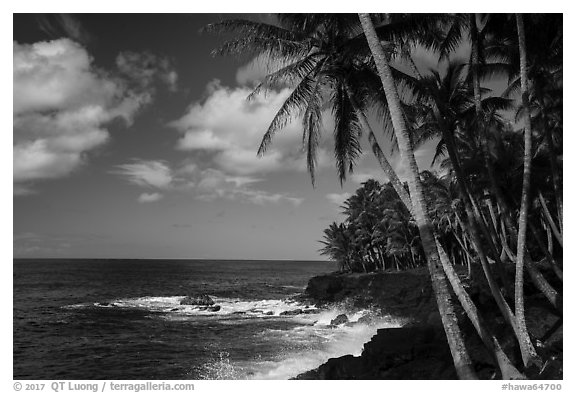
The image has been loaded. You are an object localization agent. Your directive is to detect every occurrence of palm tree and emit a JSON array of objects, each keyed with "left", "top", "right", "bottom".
[
  {"left": 513, "top": 13, "right": 540, "bottom": 369},
  {"left": 407, "top": 61, "right": 519, "bottom": 336},
  {"left": 358, "top": 13, "right": 477, "bottom": 380},
  {"left": 319, "top": 222, "right": 354, "bottom": 272}
]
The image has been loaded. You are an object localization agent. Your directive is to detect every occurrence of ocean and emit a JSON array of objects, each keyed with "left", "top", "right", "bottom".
[{"left": 13, "top": 259, "right": 403, "bottom": 380}]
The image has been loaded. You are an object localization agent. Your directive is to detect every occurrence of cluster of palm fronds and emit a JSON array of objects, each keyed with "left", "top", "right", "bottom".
[{"left": 205, "top": 13, "right": 562, "bottom": 380}]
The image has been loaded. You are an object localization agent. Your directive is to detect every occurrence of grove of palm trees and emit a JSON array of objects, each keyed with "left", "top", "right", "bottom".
[{"left": 206, "top": 13, "right": 562, "bottom": 380}]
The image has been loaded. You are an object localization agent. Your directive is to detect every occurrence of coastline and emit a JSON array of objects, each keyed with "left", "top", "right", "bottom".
[{"left": 294, "top": 264, "right": 563, "bottom": 380}]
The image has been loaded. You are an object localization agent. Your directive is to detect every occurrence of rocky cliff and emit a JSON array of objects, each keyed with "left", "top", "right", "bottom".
[{"left": 294, "top": 264, "right": 562, "bottom": 380}]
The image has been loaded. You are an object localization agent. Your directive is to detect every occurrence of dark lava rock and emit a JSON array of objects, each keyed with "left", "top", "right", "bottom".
[
  {"left": 295, "top": 325, "right": 456, "bottom": 380},
  {"left": 298, "top": 264, "right": 563, "bottom": 380},
  {"left": 180, "top": 295, "right": 215, "bottom": 306},
  {"left": 330, "top": 314, "right": 349, "bottom": 326},
  {"left": 357, "top": 314, "right": 376, "bottom": 325},
  {"left": 280, "top": 309, "right": 303, "bottom": 316},
  {"left": 304, "top": 268, "right": 438, "bottom": 323}
]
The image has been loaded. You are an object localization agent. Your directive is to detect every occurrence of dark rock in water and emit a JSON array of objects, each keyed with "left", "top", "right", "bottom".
[
  {"left": 330, "top": 314, "right": 349, "bottom": 326},
  {"left": 180, "top": 294, "right": 215, "bottom": 306},
  {"left": 232, "top": 311, "right": 246, "bottom": 315},
  {"left": 264, "top": 311, "right": 274, "bottom": 316},
  {"left": 97, "top": 302, "right": 111, "bottom": 307},
  {"left": 170, "top": 308, "right": 180, "bottom": 312},
  {"left": 357, "top": 314, "right": 375, "bottom": 325},
  {"left": 302, "top": 308, "right": 321, "bottom": 314},
  {"left": 280, "top": 309, "right": 302, "bottom": 316},
  {"left": 208, "top": 305, "right": 220, "bottom": 312}
]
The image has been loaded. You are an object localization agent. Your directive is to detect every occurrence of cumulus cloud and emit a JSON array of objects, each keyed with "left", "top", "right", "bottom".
[
  {"left": 169, "top": 80, "right": 331, "bottom": 177},
  {"left": 138, "top": 192, "right": 164, "bottom": 203},
  {"left": 112, "top": 159, "right": 302, "bottom": 206},
  {"left": 13, "top": 38, "right": 177, "bottom": 194},
  {"left": 326, "top": 192, "right": 352, "bottom": 207}
]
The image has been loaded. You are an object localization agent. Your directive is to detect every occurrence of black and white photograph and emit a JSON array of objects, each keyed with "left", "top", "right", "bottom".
[{"left": 12, "top": 8, "right": 564, "bottom": 384}]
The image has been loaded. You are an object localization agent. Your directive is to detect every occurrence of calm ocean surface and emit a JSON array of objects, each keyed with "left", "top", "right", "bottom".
[{"left": 13, "top": 259, "right": 400, "bottom": 380}]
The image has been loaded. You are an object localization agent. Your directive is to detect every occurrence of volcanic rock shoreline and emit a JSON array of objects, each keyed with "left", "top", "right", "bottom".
[{"left": 293, "top": 265, "right": 563, "bottom": 380}]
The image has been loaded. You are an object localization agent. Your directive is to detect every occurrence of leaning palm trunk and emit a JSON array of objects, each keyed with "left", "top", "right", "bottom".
[
  {"left": 359, "top": 13, "right": 477, "bottom": 380},
  {"left": 344, "top": 83, "right": 412, "bottom": 209},
  {"left": 528, "top": 222, "right": 563, "bottom": 282},
  {"left": 514, "top": 13, "right": 541, "bottom": 368},
  {"left": 469, "top": 13, "right": 540, "bottom": 368},
  {"left": 435, "top": 239, "right": 526, "bottom": 380},
  {"left": 537, "top": 192, "right": 563, "bottom": 248},
  {"left": 544, "top": 128, "right": 562, "bottom": 232},
  {"left": 440, "top": 126, "right": 518, "bottom": 333}
]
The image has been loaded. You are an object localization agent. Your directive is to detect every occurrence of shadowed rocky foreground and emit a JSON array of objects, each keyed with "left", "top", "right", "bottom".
[{"left": 294, "top": 265, "right": 562, "bottom": 380}]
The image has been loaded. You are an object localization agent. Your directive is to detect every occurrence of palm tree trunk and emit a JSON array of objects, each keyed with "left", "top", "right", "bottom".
[
  {"left": 514, "top": 13, "right": 541, "bottom": 368},
  {"left": 544, "top": 128, "right": 562, "bottom": 232},
  {"left": 468, "top": 13, "right": 540, "bottom": 367},
  {"left": 538, "top": 191, "right": 562, "bottom": 247},
  {"left": 359, "top": 13, "right": 477, "bottom": 380},
  {"left": 452, "top": 200, "right": 518, "bottom": 332},
  {"left": 435, "top": 239, "right": 525, "bottom": 379},
  {"left": 344, "top": 82, "right": 412, "bottom": 210},
  {"left": 528, "top": 221, "right": 562, "bottom": 281},
  {"left": 544, "top": 218, "right": 554, "bottom": 255}
]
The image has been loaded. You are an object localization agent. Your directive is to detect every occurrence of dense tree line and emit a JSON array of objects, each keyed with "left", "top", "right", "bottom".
[{"left": 206, "top": 13, "right": 562, "bottom": 380}]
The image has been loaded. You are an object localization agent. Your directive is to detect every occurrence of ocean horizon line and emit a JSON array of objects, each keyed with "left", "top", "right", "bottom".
[{"left": 13, "top": 257, "right": 330, "bottom": 262}]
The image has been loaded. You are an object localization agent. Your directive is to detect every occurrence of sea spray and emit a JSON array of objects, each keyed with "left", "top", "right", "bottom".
[{"left": 247, "top": 314, "right": 407, "bottom": 379}]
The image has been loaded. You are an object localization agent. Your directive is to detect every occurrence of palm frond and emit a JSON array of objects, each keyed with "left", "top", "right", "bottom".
[
  {"left": 247, "top": 54, "right": 321, "bottom": 100},
  {"left": 332, "top": 83, "right": 362, "bottom": 184},
  {"left": 438, "top": 20, "right": 465, "bottom": 61},
  {"left": 301, "top": 72, "right": 327, "bottom": 185},
  {"left": 257, "top": 70, "right": 320, "bottom": 156},
  {"left": 203, "top": 18, "right": 304, "bottom": 41}
]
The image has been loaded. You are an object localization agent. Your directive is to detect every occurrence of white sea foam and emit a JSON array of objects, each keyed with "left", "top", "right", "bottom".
[
  {"left": 66, "top": 296, "right": 320, "bottom": 319},
  {"left": 247, "top": 314, "right": 406, "bottom": 379},
  {"left": 195, "top": 305, "right": 409, "bottom": 380},
  {"left": 65, "top": 295, "right": 409, "bottom": 380}
]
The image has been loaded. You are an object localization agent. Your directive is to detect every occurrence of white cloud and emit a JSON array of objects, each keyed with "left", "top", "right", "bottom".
[
  {"left": 326, "top": 192, "right": 351, "bottom": 207},
  {"left": 13, "top": 38, "right": 177, "bottom": 194},
  {"left": 112, "top": 160, "right": 174, "bottom": 189},
  {"left": 194, "top": 168, "right": 301, "bottom": 206},
  {"left": 170, "top": 80, "right": 331, "bottom": 177},
  {"left": 138, "top": 192, "right": 164, "bottom": 203},
  {"left": 113, "top": 159, "right": 302, "bottom": 206},
  {"left": 13, "top": 39, "right": 118, "bottom": 115}
]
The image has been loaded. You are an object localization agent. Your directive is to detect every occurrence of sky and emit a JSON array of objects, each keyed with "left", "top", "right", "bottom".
[{"left": 13, "top": 13, "right": 446, "bottom": 260}]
